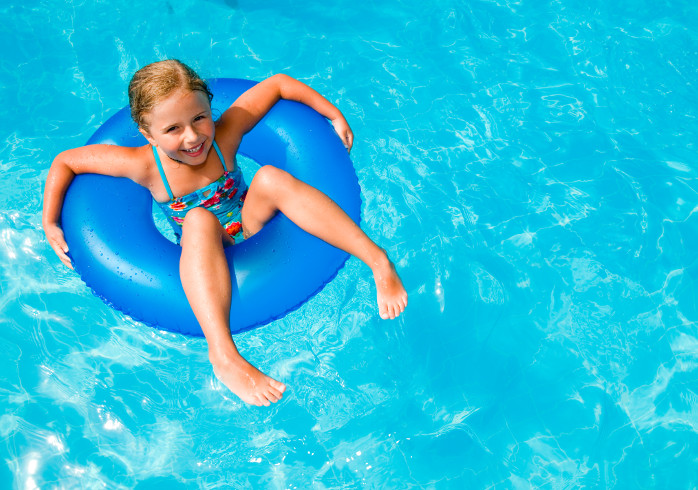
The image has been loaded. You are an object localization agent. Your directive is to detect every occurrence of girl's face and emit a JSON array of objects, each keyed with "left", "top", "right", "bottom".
[{"left": 140, "top": 88, "right": 215, "bottom": 165}]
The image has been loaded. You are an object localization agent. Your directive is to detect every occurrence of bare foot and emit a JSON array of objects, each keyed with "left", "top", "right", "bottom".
[
  {"left": 372, "top": 253, "right": 408, "bottom": 320},
  {"left": 210, "top": 351, "right": 286, "bottom": 406}
]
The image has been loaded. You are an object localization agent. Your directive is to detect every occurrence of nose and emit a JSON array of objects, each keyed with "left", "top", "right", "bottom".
[{"left": 182, "top": 125, "right": 199, "bottom": 145}]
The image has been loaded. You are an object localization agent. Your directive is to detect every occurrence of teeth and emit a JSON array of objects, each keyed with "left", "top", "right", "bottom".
[{"left": 184, "top": 143, "right": 203, "bottom": 153}]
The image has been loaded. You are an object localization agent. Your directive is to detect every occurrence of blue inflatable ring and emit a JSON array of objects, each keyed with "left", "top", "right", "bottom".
[{"left": 61, "top": 78, "right": 361, "bottom": 337}]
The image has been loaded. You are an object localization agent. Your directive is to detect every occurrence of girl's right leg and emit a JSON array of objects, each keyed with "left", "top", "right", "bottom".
[{"left": 179, "top": 207, "right": 286, "bottom": 406}]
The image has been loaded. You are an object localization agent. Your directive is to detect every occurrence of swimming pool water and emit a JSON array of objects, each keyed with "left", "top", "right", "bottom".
[{"left": 3, "top": 0, "right": 698, "bottom": 487}]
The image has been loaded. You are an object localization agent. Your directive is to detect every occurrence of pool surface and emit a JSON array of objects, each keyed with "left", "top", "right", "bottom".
[{"left": 2, "top": 0, "right": 698, "bottom": 487}]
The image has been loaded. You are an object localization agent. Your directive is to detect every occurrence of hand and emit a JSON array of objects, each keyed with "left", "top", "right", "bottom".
[
  {"left": 331, "top": 117, "right": 354, "bottom": 153},
  {"left": 44, "top": 223, "right": 73, "bottom": 269}
]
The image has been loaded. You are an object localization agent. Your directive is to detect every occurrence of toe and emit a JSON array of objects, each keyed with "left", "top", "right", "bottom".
[
  {"left": 267, "top": 387, "right": 283, "bottom": 403},
  {"left": 271, "top": 379, "right": 287, "bottom": 393}
]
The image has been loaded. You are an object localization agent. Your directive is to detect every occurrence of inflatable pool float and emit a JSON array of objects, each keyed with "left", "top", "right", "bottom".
[{"left": 61, "top": 78, "right": 361, "bottom": 336}]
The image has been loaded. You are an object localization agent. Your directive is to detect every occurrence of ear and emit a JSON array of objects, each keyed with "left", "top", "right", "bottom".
[{"left": 139, "top": 127, "right": 156, "bottom": 146}]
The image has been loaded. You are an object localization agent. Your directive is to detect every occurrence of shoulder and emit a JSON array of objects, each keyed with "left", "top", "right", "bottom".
[{"left": 212, "top": 118, "right": 243, "bottom": 163}]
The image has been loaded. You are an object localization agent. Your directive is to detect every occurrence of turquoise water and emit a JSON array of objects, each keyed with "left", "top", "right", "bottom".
[{"left": 3, "top": 0, "right": 698, "bottom": 487}]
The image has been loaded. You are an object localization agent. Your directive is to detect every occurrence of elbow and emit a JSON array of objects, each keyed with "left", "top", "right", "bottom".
[
  {"left": 270, "top": 73, "right": 295, "bottom": 95},
  {"left": 270, "top": 73, "right": 293, "bottom": 83},
  {"left": 50, "top": 152, "right": 69, "bottom": 172},
  {"left": 45, "top": 153, "right": 76, "bottom": 197},
  {"left": 50, "top": 151, "right": 78, "bottom": 176}
]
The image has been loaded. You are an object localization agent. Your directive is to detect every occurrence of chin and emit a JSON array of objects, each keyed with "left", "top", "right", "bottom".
[{"left": 184, "top": 154, "right": 208, "bottom": 165}]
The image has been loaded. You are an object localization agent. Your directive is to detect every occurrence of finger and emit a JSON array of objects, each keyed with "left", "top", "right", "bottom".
[
  {"left": 51, "top": 241, "right": 73, "bottom": 270},
  {"left": 50, "top": 240, "right": 67, "bottom": 256},
  {"left": 49, "top": 235, "right": 69, "bottom": 253},
  {"left": 61, "top": 256, "right": 74, "bottom": 270},
  {"left": 57, "top": 249, "right": 73, "bottom": 270}
]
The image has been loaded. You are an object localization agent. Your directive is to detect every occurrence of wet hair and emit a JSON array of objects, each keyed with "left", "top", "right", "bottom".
[{"left": 128, "top": 59, "right": 213, "bottom": 131}]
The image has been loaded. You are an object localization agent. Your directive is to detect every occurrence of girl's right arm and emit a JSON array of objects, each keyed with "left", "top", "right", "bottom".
[
  {"left": 43, "top": 151, "right": 78, "bottom": 268},
  {"left": 42, "top": 144, "right": 147, "bottom": 269}
]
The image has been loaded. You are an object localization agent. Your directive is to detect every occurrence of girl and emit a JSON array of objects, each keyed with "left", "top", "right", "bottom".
[{"left": 43, "top": 60, "right": 407, "bottom": 407}]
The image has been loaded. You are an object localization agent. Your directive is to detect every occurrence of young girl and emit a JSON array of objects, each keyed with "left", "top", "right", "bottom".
[{"left": 43, "top": 60, "right": 407, "bottom": 407}]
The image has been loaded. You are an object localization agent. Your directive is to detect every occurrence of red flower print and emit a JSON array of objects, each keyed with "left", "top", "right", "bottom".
[
  {"left": 223, "top": 187, "right": 238, "bottom": 199},
  {"left": 170, "top": 201, "right": 187, "bottom": 211},
  {"left": 226, "top": 222, "right": 242, "bottom": 236},
  {"left": 201, "top": 194, "right": 221, "bottom": 208}
]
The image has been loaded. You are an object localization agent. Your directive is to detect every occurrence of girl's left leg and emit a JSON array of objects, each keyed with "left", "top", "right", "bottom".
[{"left": 241, "top": 166, "right": 408, "bottom": 319}]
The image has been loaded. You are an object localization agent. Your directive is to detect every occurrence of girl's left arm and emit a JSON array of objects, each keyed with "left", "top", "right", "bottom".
[{"left": 220, "top": 74, "right": 354, "bottom": 151}]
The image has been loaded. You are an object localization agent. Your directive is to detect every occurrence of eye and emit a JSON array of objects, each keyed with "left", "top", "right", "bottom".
[
  {"left": 166, "top": 126, "right": 177, "bottom": 133},
  {"left": 194, "top": 114, "right": 207, "bottom": 122}
]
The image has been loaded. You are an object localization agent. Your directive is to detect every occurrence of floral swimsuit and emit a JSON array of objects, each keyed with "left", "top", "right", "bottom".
[{"left": 152, "top": 141, "right": 248, "bottom": 244}]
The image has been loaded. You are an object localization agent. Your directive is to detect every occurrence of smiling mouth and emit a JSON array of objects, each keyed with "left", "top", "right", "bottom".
[{"left": 182, "top": 143, "right": 204, "bottom": 155}]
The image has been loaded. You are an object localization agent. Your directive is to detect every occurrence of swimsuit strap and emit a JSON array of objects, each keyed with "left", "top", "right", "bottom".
[
  {"left": 152, "top": 145, "right": 175, "bottom": 201},
  {"left": 152, "top": 140, "right": 228, "bottom": 202},
  {"left": 211, "top": 140, "right": 228, "bottom": 173}
]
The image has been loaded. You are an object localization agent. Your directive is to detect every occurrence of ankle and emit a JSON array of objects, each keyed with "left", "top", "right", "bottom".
[
  {"left": 208, "top": 344, "right": 241, "bottom": 367},
  {"left": 369, "top": 248, "right": 392, "bottom": 271}
]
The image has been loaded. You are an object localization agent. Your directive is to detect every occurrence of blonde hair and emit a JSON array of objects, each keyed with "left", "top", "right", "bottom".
[{"left": 128, "top": 60, "right": 213, "bottom": 131}]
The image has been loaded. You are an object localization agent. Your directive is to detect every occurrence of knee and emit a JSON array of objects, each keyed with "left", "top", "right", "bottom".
[
  {"left": 181, "top": 207, "right": 220, "bottom": 236},
  {"left": 251, "top": 165, "right": 293, "bottom": 197}
]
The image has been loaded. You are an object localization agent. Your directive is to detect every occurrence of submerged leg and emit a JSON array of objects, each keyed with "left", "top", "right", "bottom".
[
  {"left": 241, "top": 165, "right": 408, "bottom": 319},
  {"left": 179, "top": 207, "right": 286, "bottom": 406}
]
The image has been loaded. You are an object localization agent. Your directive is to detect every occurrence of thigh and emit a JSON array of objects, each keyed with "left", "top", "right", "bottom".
[{"left": 240, "top": 165, "right": 292, "bottom": 238}]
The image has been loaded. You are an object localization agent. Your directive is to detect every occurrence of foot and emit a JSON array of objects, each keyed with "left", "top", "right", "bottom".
[
  {"left": 372, "top": 253, "right": 408, "bottom": 320},
  {"left": 210, "top": 351, "right": 286, "bottom": 406}
]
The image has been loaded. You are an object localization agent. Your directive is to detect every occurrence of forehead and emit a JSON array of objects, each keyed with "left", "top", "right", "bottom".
[{"left": 147, "top": 89, "right": 211, "bottom": 123}]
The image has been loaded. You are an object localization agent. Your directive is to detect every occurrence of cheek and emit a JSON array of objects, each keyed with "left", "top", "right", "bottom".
[
  {"left": 157, "top": 135, "right": 180, "bottom": 151},
  {"left": 201, "top": 120, "right": 216, "bottom": 136}
]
